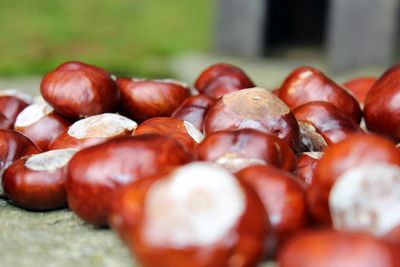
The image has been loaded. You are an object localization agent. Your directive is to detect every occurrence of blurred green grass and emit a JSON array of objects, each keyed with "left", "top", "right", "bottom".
[{"left": 0, "top": 0, "right": 212, "bottom": 77}]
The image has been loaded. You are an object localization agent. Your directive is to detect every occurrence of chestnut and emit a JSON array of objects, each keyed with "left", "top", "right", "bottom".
[
  {"left": 116, "top": 77, "right": 190, "bottom": 122},
  {"left": 204, "top": 87, "right": 300, "bottom": 152},
  {"left": 133, "top": 117, "right": 203, "bottom": 152},
  {"left": 40, "top": 61, "right": 120, "bottom": 119},
  {"left": 279, "top": 66, "right": 362, "bottom": 123},
  {"left": 49, "top": 113, "right": 137, "bottom": 150},
  {"left": 278, "top": 230, "right": 399, "bottom": 267},
  {"left": 195, "top": 129, "right": 296, "bottom": 173},
  {"left": 307, "top": 133, "right": 400, "bottom": 225},
  {"left": 0, "top": 89, "right": 32, "bottom": 124},
  {"left": 0, "top": 129, "right": 41, "bottom": 193},
  {"left": 14, "top": 103, "right": 72, "bottom": 151},
  {"left": 171, "top": 94, "right": 214, "bottom": 131},
  {"left": 343, "top": 76, "right": 377, "bottom": 105},
  {"left": 109, "top": 162, "right": 269, "bottom": 267},
  {"left": 364, "top": 65, "right": 400, "bottom": 141},
  {"left": 293, "top": 101, "right": 363, "bottom": 151},
  {"left": 194, "top": 63, "right": 254, "bottom": 92},
  {"left": 66, "top": 134, "right": 192, "bottom": 226},
  {"left": 0, "top": 112, "right": 12, "bottom": 129},
  {"left": 2, "top": 149, "right": 77, "bottom": 210},
  {"left": 295, "top": 152, "right": 323, "bottom": 187},
  {"left": 330, "top": 163, "right": 400, "bottom": 237},
  {"left": 236, "top": 165, "right": 308, "bottom": 255}
]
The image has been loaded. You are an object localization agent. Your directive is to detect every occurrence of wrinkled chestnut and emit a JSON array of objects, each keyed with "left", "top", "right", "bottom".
[
  {"left": 110, "top": 162, "right": 269, "bottom": 267},
  {"left": 343, "top": 76, "right": 377, "bottom": 105},
  {"left": 293, "top": 101, "right": 363, "bottom": 151},
  {"left": 14, "top": 103, "right": 72, "bottom": 151},
  {"left": 49, "top": 113, "right": 137, "bottom": 150},
  {"left": 3, "top": 149, "right": 77, "bottom": 210},
  {"left": 195, "top": 129, "right": 296, "bottom": 173},
  {"left": 134, "top": 117, "right": 203, "bottom": 152},
  {"left": 364, "top": 65, "right": 400, "bottom": 141},
  {"left": 116, "top": 77, "right": 190, "bottom": 122},
  {"left": 330, "top": 163, "right": 400, "bottom": 237},
  {"left": 0, "top": 89, "right": 32, "bottom": 124},
  {"left": 171, "top": 95, "right": 214, "bottom": 131},
  {"left": 278, "top": 230, "right": 399, "bottom": 267},
  {"left": 308, "top": 133, "right": 400, "bottom": 225},
  {"left": 67, "top": 134, "right": 192, "bottom": 226},
  {"left": 295, "top": 152, "right": 323, "bottom": 187},
  {"left": 279, "top": 66, "right": 362, "bottom": 123},
  {"left": 204, "top": 87, "right": 300, "bottom": 152},
  {"left": 194, "top": 63, "right": 254, "bottom": 94},
  {"left": 40, "top": 61, "right": 120, "bottom": 119},
  {"left": 236, "top": 165, "right": 308, "bottom": 255}
]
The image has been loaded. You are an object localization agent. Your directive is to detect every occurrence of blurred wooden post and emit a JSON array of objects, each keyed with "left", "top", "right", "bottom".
[
  {"left": 215, "top": 0, "right": 267, "bottom": 57},
  {"left": 327, "top": 0, "right": 399, "bottom": 71}
]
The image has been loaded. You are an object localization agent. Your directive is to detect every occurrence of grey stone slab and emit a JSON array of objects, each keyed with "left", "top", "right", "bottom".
[{"left": 326, "top": 0, "right": 399, "bottom": 71}]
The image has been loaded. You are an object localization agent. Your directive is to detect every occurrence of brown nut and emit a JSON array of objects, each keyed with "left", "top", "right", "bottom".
[
  {"left": 67, "top": 134, "right": 192, "bottom": 226},
  {"left": 49, "top": 113, "right": 137, "bottom": 150},
  {"left": 279, "top": 66, "right": 362, "bottom": 123},
  {"left": 307, "top": 134, "right": 400, "bottom": 225},
  {"left": 171, "top": 95, "right": 214, "bottom": 131},
  {"left": 204, "top": 87, "right": 300, "bottom": 152},
  {"left": 14, "top": 103, "right": 72, "bottom": 151},
  {"left": 116, "top": 77, "right": 190, "bottom": 122},
  {"left": 40, "top": 61, "right": 120, "bottom": 119},
  {"left": 110, "top": 162, "right": 269, "bottom": 267},
  {"left": 3, "top": 149, "right": 76, "bottom": 210},
  {"left": 293, "top": 101, "right": 363, "bottom": 152},
  {"left": 236, "top": 165, "right": 308, "bottom": 255},
  {"left": 343, "top": 76, "right": 377, "bottom": 105},
  {"left": 278, "top": 230, "right": 399, "bottom": 267},
  {"left": 0, "top": 90, "right": 32, "bottom": 124},
  {"left": 195, "top": 129, "right": 296, "bottom": 173},
  {"left": 295, "top": 152, "right": 323, "bottom": 187},
  {"left": 134, "top": 117, "right": 203, "bottom": 152},
  {"left": 364, "top": 65, "right": 400, "bottom": 141},
  {"left": 0, "top": 112, "right": 12, "bottom": 130}
]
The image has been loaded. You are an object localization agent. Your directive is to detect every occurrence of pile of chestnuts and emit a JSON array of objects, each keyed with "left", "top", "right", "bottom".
[{"left": 1, "top": 61, "right": 400, "bottom": 267}]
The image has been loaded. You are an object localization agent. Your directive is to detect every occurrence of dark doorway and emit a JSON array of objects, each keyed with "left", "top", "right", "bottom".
[{"left": 265, "top": 0, "right": 328, "bottom": 54}]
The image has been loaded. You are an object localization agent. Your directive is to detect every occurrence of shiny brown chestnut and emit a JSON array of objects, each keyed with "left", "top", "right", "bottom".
[
  {"left": 204, "top": 87, "right": 300, "bottom": 152},
  {"left": 279, "top": 66, "right": 362, "bottom": 123},
  {"left": 0, "top": 112, "right": 12, "bottom": 130},
  {"left": 330, "top": 163, "right": 400, "bottom": 238},
  {"left": 295, "top": 152, "right": 323, "bottom": 187},
  {"left": 116, "top": 77, "right": 190, "bottom": 122},
  {"left": 236, "top": 165, "right": 308, "bottom": 255},
  {"left": 3, "top": 149, "right": 76, "bottom": 210},
  {"left": 40, "top": 61, "right": 120, "bottom": 119},
  {"left": 293, "top": 101, "right": 363, "bottom": 151},
  {"left": 171, "top": 95, "right": 214, "bottom": 131},
  {"left": 49, "top": 113, "right": 137, "bottom": 150},
  {"left": 109, "top": 162, "right": 269, "bottom": 267},
  {"left": 134, "top": 117, "right": 203, "bottom": 152},
  {"left": 194, "top": 63, "right": 254, "bottom": 91},
  {"left": 343, "top": 76, "right": 377, "bottom": 105},
  {"left": 67, "top": 134, "right": 192, "bottom": 226},
  {"left": 0, "top": 89, "right": 32, "bottom": 124},
  {"left": 14, "top": 103, "right": 72, "bottom": 151},
  {"left": 364, "top": 65, "right": 400, "bottom": 141},
  {"left": 278, "top": 230, "right": 399, "bottom": 267},
  {"left": 307, "top": 134, "right": 400, "bottom": 225},
  {"left": 195, "top": 129, "right": 296, "bottom": 173}
]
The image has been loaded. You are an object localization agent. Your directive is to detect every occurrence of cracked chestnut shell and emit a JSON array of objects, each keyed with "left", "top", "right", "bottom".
[
  {"left": 204, "top": 87, "right": 300, "bottom": 152},
  {"left": 195, "top": 129, "right": 296, "bottom": 173},
  {"left": 40, "top": 61, "right": 120, "bottom": 119},
  {"left": 66, "top": 134, "right": 192, "bottom": 226},
  {"left": 279, "top": 66, "right": 362, "bottom": 123},
  {"left": 109, "top": 162, "right": 269, "bottom": 267}
]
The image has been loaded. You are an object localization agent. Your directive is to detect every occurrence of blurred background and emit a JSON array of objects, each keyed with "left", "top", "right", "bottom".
[{"left": 0, "top": 0, "right": 397, "bottom": 93}]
